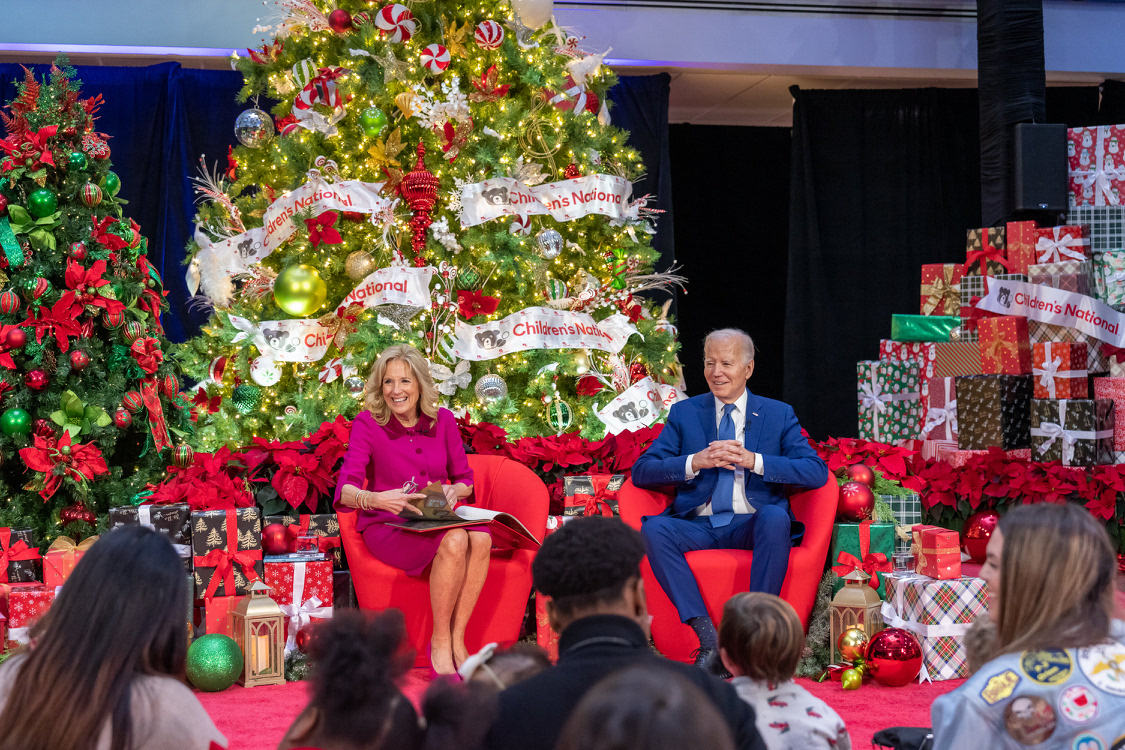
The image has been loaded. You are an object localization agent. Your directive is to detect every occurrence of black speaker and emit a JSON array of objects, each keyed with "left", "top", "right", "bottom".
[{"left": 1014, "top": 123, "right": 1068, "bottom": 212}]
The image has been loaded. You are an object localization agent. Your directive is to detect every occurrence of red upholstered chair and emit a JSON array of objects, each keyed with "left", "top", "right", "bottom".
[
  {"left": 338, "top": 454, "right": 549, "bottom": 667},
  {"left": 617, "top": 475, "right": 838, "bottom": 663}
]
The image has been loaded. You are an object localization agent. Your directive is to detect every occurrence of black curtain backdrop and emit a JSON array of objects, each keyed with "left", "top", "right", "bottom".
[{"left": 668, "top": 124, "right": 791, "bottom": 399}]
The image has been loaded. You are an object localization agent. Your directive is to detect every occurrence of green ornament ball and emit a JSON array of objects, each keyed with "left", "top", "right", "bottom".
[
  {"left": 26, "top": 188, "right": 57, "bottom": 219},
  {"left": 273, "top": 264, "right": 328, "bottom": 317},
  {"left": 455, "top": 265, "right": 483, "bottom": 291},
  {"left": 101, "top": 171, "right": 121, "bottom": 196},
  {"left": 359, "top": 106, "right": 389, "bottom": 138},
  {"left": 232, "top": 384, "right": 263, "bottom": 415},
  {"left": 545, "top": 399, "right": 573, "bottom": 432},
  {"left": 0, "top": 408, "right": 31, "bottom": 436},
  {"left": 67, "top": 151, "right": 88, "bottom": 171},
  {"left": 186, "top": 634, "right": 243, "bottom": 692}
]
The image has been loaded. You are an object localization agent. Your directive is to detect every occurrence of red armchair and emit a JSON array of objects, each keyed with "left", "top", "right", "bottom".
[
  {"left": 617, "top": 476, "right": 838, "bottom": 663},
  {"left": 338, "top": 454, "right": 549, "bottom": 667}
]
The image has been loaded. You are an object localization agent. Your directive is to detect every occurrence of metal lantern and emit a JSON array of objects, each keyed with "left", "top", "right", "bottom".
[
  {"left": 232, "top": 581, "right": 286, "bottom": 687},
  {"left": 829, "top": 569, "right": 884, "bottom": 663}
]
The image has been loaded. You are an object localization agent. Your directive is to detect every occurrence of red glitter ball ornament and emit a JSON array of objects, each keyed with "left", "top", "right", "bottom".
[
  {"left": 67, "top": 241, "right": 87, "bottom": 260},
  {"left": 262, "top": 523, "right": 290, "bottom": 555},
  {"left": 845, "top": 463, "right": 875, "bottom": 487},
  {"left": 5, "top": 328, "right": 26, "bottom": 349},
  {"left": 24, "top": 369, "right": 48, "bottom": 390},
  {"left": 564, "top": 163, "right": 581, "bottom": 179},
  {"left": 113, "top": 407, "right": 133, "bottom": 429},
  {"left": 0, "top": 194, "right": 7, "bottom": 217},
  {"left": 32, "top": 418, "right": 55, "bottom": 438},
  {"left": 836, "top": 481, "right": 874, "bottom": 522},
  {"left": 961, "top": 508, "right": 1001, "bottom": 564},
  {"left": 328, "top": 8, "right": 353, "bottom": 32},
  {"left": 161, "top": 374, "right": 178, "bottom": 398},
  {"left": 628, "top": 362, "right": 648, "bottom": 384},
  {"left": 69, "top": 350, "right": 90, "bottom": 371},
  {"left": 400, "top": 143, "right": 439, "bottom": 257}
]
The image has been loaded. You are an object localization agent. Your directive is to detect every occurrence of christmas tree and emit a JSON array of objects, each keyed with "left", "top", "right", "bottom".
[
  {"left": 179, "top": 0, "right": 684, "bottom": 449},
  {"left": 0, "top": 60, "right": 188, "bottom": 544}
]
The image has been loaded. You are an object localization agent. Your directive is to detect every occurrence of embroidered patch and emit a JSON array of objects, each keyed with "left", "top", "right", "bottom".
[
  {"left": 1060, "top": 685, "right": 1099, "bottom": 724},
  {"left": 1003, "top": 695, "right": 1057, "bottom": 745},
  {"left": 1073, "top": 733, "right": 1105, "bottom": 750},
  {"left": 1078, "top": 643, "right": 1125, "bottom": 696},
  {"left": 1021, "top": 649, "right": 1073, "bottom": 685},
  {"left": 981, "top": 670, "right": 1021, "bottom": 705}
]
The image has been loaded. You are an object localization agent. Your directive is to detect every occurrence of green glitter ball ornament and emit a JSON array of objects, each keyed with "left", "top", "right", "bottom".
[
  {"left": 232, "top": 384, "right": 262, "bottom": 415},
  {"left": 68, "top": 151, "right": 88, "bottom": 171},
  {"left": 0, "top": 408, "right": 31, "bottom": 436},
  {"left": 101, "top": 170, "right": 121, "bottom": 196},
  {"left": 545, "top": 399, "right": 573, "bottom": 432},
  {"left": 186, "top": 634, "right": 243, "bottom": 692},
  {"left": 359, "top": 106, "right": 389, "bottom": 138},
  {"left": 26, "top": 188, "right": 57, "bottom": 219}
]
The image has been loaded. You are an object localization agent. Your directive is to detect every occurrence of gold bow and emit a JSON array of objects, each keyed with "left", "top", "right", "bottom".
[
  {"left": 983, "top": 337, "right": 1018, "bottom": 368},
  {"left": 47, "top": 535, "right": 99, "bottom": 553},
  {"left": 317, "top": 304, "right": 366, "bottom": 351},
  {"left": 921, "top": 266, "right": 960, "bottom": 316}
]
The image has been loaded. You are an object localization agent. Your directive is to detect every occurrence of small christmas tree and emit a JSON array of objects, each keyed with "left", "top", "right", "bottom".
[
  {"left": 177, "top": 0, "right": 684, "bottom": 449},
  {"left": 0, "top": 59, "right": 188, "bottom": 544}
]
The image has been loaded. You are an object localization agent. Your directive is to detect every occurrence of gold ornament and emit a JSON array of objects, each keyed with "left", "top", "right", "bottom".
[
  {"left": 394, "top": 93, "right": 416, "bottom": 120},
  {"left": 837, "top": 626, "right": 870, "bottom": 663},
  {"left": 273, "top": 264, "right": 328, "bottom": 317},
  {"left": 345, "top": 251, "right": 377, "bottom": 280},
  {"left": 442, "top": 17, "right": 470, "bottom": 57},
  {"left": 518, "top": 91, "right": 563, "bottom": 176}
]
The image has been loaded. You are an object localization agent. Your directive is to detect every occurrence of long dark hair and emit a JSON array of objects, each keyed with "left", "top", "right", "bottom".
[{"left": 0, "top": 525, "right": 188, "bottom": 750}]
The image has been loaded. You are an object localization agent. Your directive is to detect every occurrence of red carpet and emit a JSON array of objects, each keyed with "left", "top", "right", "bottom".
[{"left": 197, "top": 669, "right": 960, "bottom": 749}]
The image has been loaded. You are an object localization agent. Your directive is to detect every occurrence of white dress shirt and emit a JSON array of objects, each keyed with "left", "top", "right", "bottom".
[{"left": 684, "top": 391, "right": 764, "bottom": 516}]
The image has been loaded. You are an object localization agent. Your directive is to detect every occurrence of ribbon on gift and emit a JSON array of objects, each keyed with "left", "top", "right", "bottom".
[
  {"left": 580, "top": 483, "right": 618, "bottom": 517},
  {"left": 1033, "top": 342, "right": 1087, "bottom": 399},
  {"left": 44, "top": 535, "right": 97, "bottom": 586},
  {"left": 277, "top": 561, "right": 333, "bottom": 655},
  {"left": 1030, "top": 399, "right": 1114, "bottom": 466},
  {"left": 964, "top": 246, "right": 1012, "bottom": 278},
  {"left": 922, "top": 378, "right": 957, "bottom": 440},
  {"left": 982, "top": 337, "right": 1019, "bottom": 371},
  {"left": 1035, "top": 227, "right": 1089, "bottom": 264},
  {"left": 45, "top": 535, "right": 98, "bottom": 554},
  {"left": 859, "top": 364, "right": 919, "bottom": 443},
  {"left": 285, "top": 515, "right": 342, "bottom": 556},
  {"left": 0, "top": 530, "right": 41, "bottom": 585},
  {"left": 921, "top": 266, "right": 961, "bottom": 316},
  {"left": 831, "top": 519, "right": 891, "bottom": 590},
  {"left": 192, "top": 509, "right": 262, "bottom": 601}
]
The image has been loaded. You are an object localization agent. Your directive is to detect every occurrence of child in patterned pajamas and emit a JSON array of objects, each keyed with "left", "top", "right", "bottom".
[{"left": 720, "top": 592, "right": 851, "bottom": 750}]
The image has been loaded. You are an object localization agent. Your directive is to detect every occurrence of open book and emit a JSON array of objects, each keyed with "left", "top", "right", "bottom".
[{"left": 387, "top": 483, "right": 540, "bottom": 550}]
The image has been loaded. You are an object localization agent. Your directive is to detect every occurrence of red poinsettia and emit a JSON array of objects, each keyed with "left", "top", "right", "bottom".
[
  {"left": 19, "top": 431, "right": 109, "bottom": 501},
  {"left": 309, "top": 415, "right": 353, "bottom": 471},
  {"left": 576, "top": 375, "right": 605, "bottom": 397},
  {"left": 59, "top": 259, "right": 125, "bottom": 315},
  {"left": 468, "top": 66, "right": 510, "bottom": 102},
  {"left": 305, "top": 210, "right": 342, "bottom": 247},
  {"left": 617, "top": 296, "right": 643, "bottom": 323},
  {"left": 457, "top": 289, "right": 499, "bottom": 319},
  {"left": 134, "top": 256, "right": 167, "bottom": 328},
  {"left": 150, "top": 446, "right": 254, "bottom": 510},
  {"left": 269, "top": 444, "right": 334, "bottom": 510},
  {"left": 0, "top": 125, "right": 58, "bottom": 171},
  {"left": 130, "top": 337, "right": 163, "bottom": 374},
  {"left": 90, "top": 216, "right": 127, "bottom": 251},
  {"left": 23, "top": 298, "right": 82, "bottom": 352}
]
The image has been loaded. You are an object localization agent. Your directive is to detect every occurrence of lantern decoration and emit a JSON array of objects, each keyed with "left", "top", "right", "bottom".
[
  {"left": 400, "top": 143, "right": 439, "bottom": 262},
  {"left": 829, "top": 568, "right": 884, "bottom": 664},
  {"left": 231, "top": 580, "right": 286, "bottom": 687}
]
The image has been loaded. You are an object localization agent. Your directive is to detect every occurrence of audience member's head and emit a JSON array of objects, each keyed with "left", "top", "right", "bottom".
[
  {"left": 0, "top": 526, "right": 188, "bottom": 750},
  {"left": 279, "top": 609, "right": 496, "bottom": 750},
  {"left": 969, "top": 502, "right": 1115, "bottom": 672},
  {"left": 532, "top": 517, "right": 648, "bottom": 635},
  {"left": 718, "top": 592, "right": 803, "bottom": 684},
  {"left": 555, "top": 666, "right": 736, "bottom": 750},
  {"left": 459, "top": 642, "right": 551, "bottom": 691}
]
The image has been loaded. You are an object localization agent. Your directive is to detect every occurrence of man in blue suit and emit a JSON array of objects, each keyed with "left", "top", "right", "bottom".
[{"left": 632, "top": 329, "right": 829, "bottom": 675}]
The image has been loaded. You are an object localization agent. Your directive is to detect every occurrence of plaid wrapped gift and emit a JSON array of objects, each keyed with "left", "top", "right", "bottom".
[
  {"left": 1005, "top": 220, "right": 1040, "bottom": 275},
  {"left": 882, "top": 493, "right": 923, "bottom": 551},
  {"left": 923, "top": 377, "right": 958, "bottom": 442},
  {"left": 1115, "top": 451, "right": 1125, "bottom": 464},
  {"left": 955, "top": 375, "right": 1033, "bottom": 449},
  {"left": 919, "top": 440, "right": 958, "bottom": 462},
  {"left": 1032, "top": 341, "right": 1089, "bottom": 399},
  {"left": 920, "top": 264, "right": 963, "bottom": 317},
  {"left": 1068, "top": 204, "right": 1125, "bottom": 250},
  {"left": 1094, "top": 377, "right": 1125, "bottom": 451},
  {"left": 0, "top": 528, "right": 41, "bottom": 584},
  {"left": 1032, "top": 225, "right": 1090, "bottom": 265},
  {"left": 263, "top": 513, "right": 344, "bottom": 570},
  {"left": 1028, "top": 319, "right": 1109, "bottom": 373},
  {"left": 1100, "top": 250, "right": 1125, "bottom": 309},
  {"left": 1068, "top": 125, "right": 1125, "bottom": 206},
  {"left": 191, "top": 508, "right": 264, "bottom": 600},
  {"left": 857, "top": 360, "right": 922, "bottom": 443},
  {"left": 109, "top": 504, "right": 192, "bottom": 570},
  {"left": 265, "top": 559, "right": 334, "bottom": 654},
  {"left": 1030, "top": 398, "right": 1115, "bottom": 466},
  {"left": 562, "top": 474, "right": 624, "bottom": 517},
  {"left": 965, "top": 227, "right": 1009, "bottom": 276},
  {"left": 890, "top": 315, "right": 960, "bottom": 343},
  {"left": 977, "top": 317, "right": 1032, "bottom": 375},
  {"left": 881, "top": 575, "right": 988, "bottom": 681},
  {"left": 4, "top": 582, "right": 54, "bottom": 647},
  {"left": 830, "top": 521, "right": 893, "bottom": 599},
  {"left": 959, "top": 274, "right": 1026, "bottom": 342},
  {"left": 1027, "top": 260, "right": 1094, "bottom": 296}
]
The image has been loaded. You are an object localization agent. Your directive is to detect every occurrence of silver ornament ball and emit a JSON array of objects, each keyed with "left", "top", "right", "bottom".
[
  {"left": 536, "top": 229, "right": 563, "bottom": 259},
  {"left": 344, "top": 251, "right": 377, "bottom": 281},
  {"left": 344, "top": 376, "right": 366, "bottom": 396},
  {"left": 234, "top": 108, "right": 276, "bottom": 148},
  {"left": 475, "top": 374, "right": 508, "bottom": 403}
]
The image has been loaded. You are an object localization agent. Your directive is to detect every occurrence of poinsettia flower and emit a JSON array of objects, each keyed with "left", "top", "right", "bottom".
[
  {"left": 576, "top": 376, "right": 605, "bottom": 397},
  {"left": 130, "top": 337, "right": 163, "bottom": 374},
  {"left": 18, "top": 431, "right": 109, "bottom": 501},
  {"left": 23, "top": 298, "right": 82, "bottom": 352},
  {"left": 0, "top": 125, "right": 58, "bottom": 171},
  {"left": 304, "top": 210, "right": 342, "bottom": 247},
  {"left": 59, "top": 259, "right": 125, "bottom": 315},
  {"left": 90, "top": 216, "right": 127, "bottom": 251},
  {"left": 457, "top": 289, "right": 499, "bottom": 319},
  {"left": 271, "top": 446, "right": 332, "bottom": 510}
]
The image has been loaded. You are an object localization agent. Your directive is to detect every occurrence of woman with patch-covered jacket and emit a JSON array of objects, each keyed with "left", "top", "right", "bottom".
[{"left": 930, "top": 503, "right": 1125, "bottom": 749}]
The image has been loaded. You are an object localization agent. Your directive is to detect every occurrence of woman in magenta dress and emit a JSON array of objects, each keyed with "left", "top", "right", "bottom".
[{"left": 335, "top": 344, "right": 491, "bottom": 676}]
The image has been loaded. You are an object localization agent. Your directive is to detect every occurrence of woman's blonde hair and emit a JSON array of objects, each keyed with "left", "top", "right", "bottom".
[{"left": 363, "top": 344, "right": 439, "bottom": 426}]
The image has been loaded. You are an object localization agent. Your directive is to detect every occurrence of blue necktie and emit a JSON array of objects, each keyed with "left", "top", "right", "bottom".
[{"left": 709, "top": 403, "right": 737, "bottom": 528}]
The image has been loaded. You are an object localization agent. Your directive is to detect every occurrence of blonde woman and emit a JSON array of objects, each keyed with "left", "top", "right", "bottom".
[
  {"left": 930, "top": 503, "right": 1124, "bottom": 749},
  {"left": 334, "top": 344, "right": 490, "bottom": 677}
]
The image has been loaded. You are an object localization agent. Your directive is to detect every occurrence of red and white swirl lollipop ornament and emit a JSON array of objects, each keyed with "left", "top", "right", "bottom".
[
  {"left": 474, "top": 20, "right": 505, "bottom": 50},
  {"left": 421, "top": 44, "right": 451, "bottom": 74},
  {"left": 375, "top": 3, "right": 416, "bottom": 43}
]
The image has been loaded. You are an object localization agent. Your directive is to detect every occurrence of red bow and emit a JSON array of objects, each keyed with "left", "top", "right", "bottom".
[
  {"left": 22, "top": 298, "right": 82, "bottom": 352},
  {"left": 140, "top": 378, "right": 173, "bottom": 452},
  {"left": 0, "top": 530, "right": 41, "bottom": 585},
  {"left": 0, "top": 125, "right": 58, "bottom": 171},
  {"left": 831, "top": 519, "right": 891, "bottom": 589},
  {"left": 18, "top": 432, "right": 110, "bottom": 501},
  {"left": 959, "top": 295, "right": 999, "bottom": 333},
  {"left": 286, "top": 515, "right": 342, "bottom": 555},
  {"left": 457, "top": 289, "right": 499, "bottom": 319},
  {"left": 963, "top": 247, "right": 1012, "bottom": 277},
  {"left": 192, "top": 509, "right": 263, "bottom": 600},
  {"left": 304, "top": 210, "right": 342, "bottom": 247},
  {"left": 130, "top": 337, "right": 163, "bottom": 375}
]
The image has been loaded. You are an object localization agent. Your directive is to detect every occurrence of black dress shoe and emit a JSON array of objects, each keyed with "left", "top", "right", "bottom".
[{"left": 690, "top": 647, "right": 732, "bottom": 679}]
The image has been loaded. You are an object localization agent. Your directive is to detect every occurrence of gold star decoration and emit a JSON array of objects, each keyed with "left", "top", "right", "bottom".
[
  {"left": 374, "top": 47, "right": 412, "bottom": 85},
  {"left": 368, "top": 127, "right": 406, "bottom": 169}
]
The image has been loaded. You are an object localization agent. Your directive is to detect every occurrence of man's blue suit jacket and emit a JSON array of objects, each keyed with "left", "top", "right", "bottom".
[{"left": 631, "top": 389, "right": 829, "bottom": 528}]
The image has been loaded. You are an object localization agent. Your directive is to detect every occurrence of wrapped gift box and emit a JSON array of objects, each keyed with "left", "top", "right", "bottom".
[
  {"left": 919, "top": 440, "right": 958, "bottom": 462},
  {"left": 931, "top": 342, "right": 982, "bottom": 378},
  {"left": 882, "top": 493, "right": 923, "bottom": 551},
  {"left": 562, "top": 474, "right": 625, "bottom": 517},
  {"left": 977, "top": 317, "right": 1032, "bottom": 375},
  {"left": 1032, "top": 225, "right": 1090, "bottom": 265},
  {"left": 1068, "top": 204, "right": 1125, "bottom": 251},
  {"left": 891, "top": 315, "right": 960, "bottom": 343},
  {"left": 1028, "top": 319, "right": 1108, "bottom": 373},
  {"left": 945, "top": 448, "right": 1032, "bottom": 468},
  {"left": 920, "top": 264, "right": 963, "bottom": 317},
  {"left": 965, "top": 227, "right": 1008, "bottom": 276},
  {"left": 911, "top": 525, "right": 961, "bottom": 579},
  {"left": 263, "top": 513, "right": 344, "bottom": 570},
  {"left": 1068, "top": 126, "right": 1125, "bottom": 207},
  {"left": 857, "top": 360, "right": 923, "bottom": 444},
  {"left": 109, "top": 504, "right": 192, "bottom": 570},
  {"left": 1005, "top": 220, "right": 1040, "bottom": 275},
  {"left": 923, "top": 377, "right": 958, "bottom": 442},
  {"left": 4, "top": 582, "right": 54, "bottom": 647},
  {"left": 191, "top": 508, "right": 264, "bottom": 600},
  {"left": 882, "top": 575, "right": 988, "bottom": 681},
  {"left": 959, "top": 274, "right": 1026, "bottom": 343},
  {"left": 1100, "top": 250, "right": 1125, "bottom": 309},
  {"left": 1032, "top": 342, "right": 1089, "bottom": 399},
  {"left": 0, "top": 528, "right": 41, "bottom": 584},
  {"left": 829, "top": 521, "right": 894, "bottom": 598},
  {"left": 1030, "top": 398, "right": 1115, "bottom": 466},
  {"left": 879, "top": 341, "right": 980, "bottom": 412},
  {"left": 536, "top": 594, "right": 560, "bottom": 663},
  {"left": 1110, "top": 353, "right": 1125, "bottom": 378},
  {"left": 264, "top": 559, "right": 334, "bottom": 652},
  {"left": 333, "top": 570, "right": 356, "bottom": 610},
  {"left": 43, "top": 535, "right": 97, "bottom": 588},
  {"left": 545, "top": 515, "right": 576, "bottom": 537},
  {"left": 1115, "top": 451, "right": 1125, "bottom": 464},
  {"left": 955, "top": 375, "right": 1033, "bottom": 449},
  {"left": 1094, "top": 377, "right": 1125, "bottom": 452},
  {"left": 198, "top": 595, "right": 242, "bottom": 638},
  {"left": 1027, "top": 260, "right": 1094, "bottom": 296}
]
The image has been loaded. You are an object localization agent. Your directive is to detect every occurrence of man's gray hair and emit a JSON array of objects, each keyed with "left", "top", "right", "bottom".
[{"left": 704, "top": 328, "right": 755, "bottom": 365}]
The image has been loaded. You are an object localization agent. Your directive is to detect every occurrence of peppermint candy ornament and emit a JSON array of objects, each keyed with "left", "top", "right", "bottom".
[
  {"left": 375, "top": 4, "right": 416, "bottom": 43},
  {"left": 421, "top": 44, "right": 450, "bottom": 74},
  {"left": 474, "top": 20, "right": 504, "bottom": 50}
]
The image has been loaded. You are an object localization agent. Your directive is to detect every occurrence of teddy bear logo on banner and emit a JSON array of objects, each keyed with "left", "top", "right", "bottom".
[
  {"left": 612, "top": 401, "right": 649, "bottom": 423},
  {"left": 261, "top": 327, "right": 301, "bottom": 353},
  {"left": 237, "top": 236, "right": 257, "bottom": 259},
  {"left": 474, "top": 329, "right": 509, "bottom": 349},
  {"left": 481, "top": 186, "right": 510, "bottom": 206},
  {"left": 997, "top": 287, "right": 1012, "bottom": 309}
]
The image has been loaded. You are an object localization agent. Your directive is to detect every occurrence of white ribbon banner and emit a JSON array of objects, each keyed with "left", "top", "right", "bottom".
[
  {"left": 597, "top": 376, "right": 664, "bottom": 435},
  {"left": 458, "top": 173, "right": 632, "bottom": 227},
  {"left": 229, "top": 314, "right": 333, "bottom": 363},
  {"left": 657, "top": 383, "right": 688, "bottom": 410},
  {"left": 974, "top": 280, "right": 1125, "bottom": 347},
  {"left": 277, "top": 561, "right": 334, "bottom": 655},
  {"left": 449, "top": 306, "right": 639, "bottom": 361},
  {"left": 336, "top": 265, "right": 434, "bottom": 314}
]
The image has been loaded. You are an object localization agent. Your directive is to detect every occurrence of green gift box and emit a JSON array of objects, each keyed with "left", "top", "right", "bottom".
[
  {"left": 830, "top": 521, "right": 895, "bottom": 599},
  {"left": 890, "top": 314, "right": 962, "bottom": 343},
  {"left": 857, "top": 360, "right": 922, "bottom": 443}
]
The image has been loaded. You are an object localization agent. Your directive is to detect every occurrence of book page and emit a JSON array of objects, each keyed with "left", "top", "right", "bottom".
[{"left": 454, "top": 505, "right": 502, "bottom": 521}]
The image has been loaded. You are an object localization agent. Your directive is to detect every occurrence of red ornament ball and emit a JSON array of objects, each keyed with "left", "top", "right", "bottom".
[
  {"left": 961, "top": 509, "right": 1001, "bottom": 564},
  {"left": 628, "top": 362, "right": 648, "bottom": 384},
  {"left": 262, "top": 523, "right": 290, "bottom": 555},
  {"left": 102, "top": 309, "right": 125, "bottom": 328},
  {"left": 24, "top": 369, "right": 48, "bottom": 391},
  {"left": 122, "top": 391, "right": 144, "bottom": 414},
  {"left": 67, "top": 242, "right": 87, "bottom": 260},
  {"left": 32, "top": 418, "right": 55, "bottom": 439},
  {"left": 845, "top": 463, "right": 875, "bottom": 487},
  {"left": 865, "top": 627, "right": 923, "bottom": 687},
  {"left": 328, "top": 8, "right": 352, "bottom": 32},
  {"left": 0, "top": 291, "right": 19, "bottom": 315},
  {"left": 295, "top": 626, "right": 316, "bottom": 654},
  {"left": 0, "top": 194, "right": 7, "bottom": 217},
  {"left": 837, "top": 481, "right": 875, "bottom": 522},
  {"left": 60, "top": 502, "right": 96, "bottom": 526},
  {"left": 5, "top": 328, "right": 26, "bottom": 350},
  {"left": 113, "top": 407, "right": 132, "bottom": 429},
  {"left": 161, "top": 374, "right": 179, "bottom": 398},
  {"left": 69, "top": 349, "right": 90, "bottom": 371},
  {"left": 564, "top": 163, "right": 581, "bottom": 179}
]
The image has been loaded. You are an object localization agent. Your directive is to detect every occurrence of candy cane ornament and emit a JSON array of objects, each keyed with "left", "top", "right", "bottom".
[
  {"left": 474, "top": 20, "right": 504, "bottom": 50},
  {"left": 420, "top": 44, "right": 451, "bottom": 74},
  {"left": 375, "top": 4, "right": 416, "bottom": 43}
]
